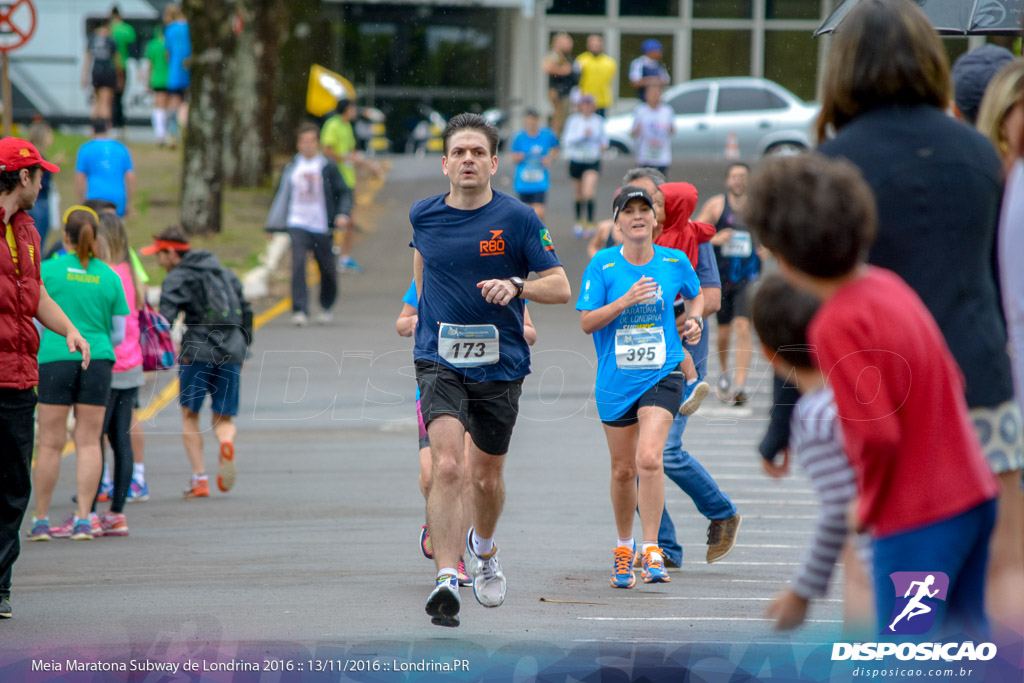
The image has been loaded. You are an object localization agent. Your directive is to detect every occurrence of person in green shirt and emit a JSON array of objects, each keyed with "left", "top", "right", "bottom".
[
  {"left": 320, "top": 98, "right": 367, "bottom": 272},
  {"left": 31, "top": 208, "right": 129, "bottom": 541},
  {"left": 143, "top": 28, "right": 170, "bottom": 145},
  {"left": 110, "top": 7, "right": 136, "bottom": 133}
]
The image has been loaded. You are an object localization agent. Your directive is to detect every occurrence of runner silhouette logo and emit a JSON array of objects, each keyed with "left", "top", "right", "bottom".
[{"left": 885, "top": 572, "right": 949, "bottom": 635}]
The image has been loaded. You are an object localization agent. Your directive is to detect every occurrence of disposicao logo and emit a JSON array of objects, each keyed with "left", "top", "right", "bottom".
[
  {"left": 831, "top": 571, "right": 997, "bottom": 663},
  {"left": 886, "top": 572, "right": 948, "bottom": 635}
]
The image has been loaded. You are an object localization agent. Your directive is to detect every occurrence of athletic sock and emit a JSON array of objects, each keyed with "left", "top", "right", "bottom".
[
  {"left": 642, "top": 543, "right": 663, "bottom": 563},
  {"left": 575, "top": 201, "right": 582, "bottom": 221},
  {"left": 194, "top": 474, "right": 208, "bottom": 481},
  {"left": 133, "top": 463, "right": 145, "bottom": 483},
  {"left": 586, "top": 199, "right": 595, "bottom": 223},
  {"left": 471, "top": 531, "right": 494, "bottom": 557},
  {"left": 101, "top": 463, "right": 112, "bottom": 487},
  {"left": 438, "top": 567, "right": 458, "bottom": 581},
  {"left": 687, "top": 377, "right": 697, "bottom": 386},
  {"left": 617, "top": 536, "right": 634, "bottom": 549}
]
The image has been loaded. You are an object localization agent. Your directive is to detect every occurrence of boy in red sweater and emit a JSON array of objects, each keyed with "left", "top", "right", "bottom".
[{"left": 745, "top": 154, "right": 998, "bottom": 640}]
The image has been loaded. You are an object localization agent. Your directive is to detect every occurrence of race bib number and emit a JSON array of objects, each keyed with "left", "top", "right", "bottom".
[
  {"left": 722, "top": 230, "right": 753, "bottom": 258},
  {"left": 438, "top": 323, "right": 500, "bottom": 367},
  {"left": 615, "top": 327, "right": 667, "bottom": 370},
  {"left": 521, "top": 168, "right": 545, "bottom": 183}
]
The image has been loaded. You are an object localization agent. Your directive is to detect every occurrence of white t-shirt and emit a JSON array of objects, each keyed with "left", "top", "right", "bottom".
[
  {"left": 633, "top": 103, "right": 673, "bottom": 166},
  {"left": 562, "top": 113, "right": 607, "bottom": 163},
  {"left": 287, "top": 156, "right": 328, "bottom": 233}
]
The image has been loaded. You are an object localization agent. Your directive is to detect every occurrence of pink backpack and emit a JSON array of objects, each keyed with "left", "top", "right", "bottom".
[{"left": 139, "top": 302, "right": 176, "bottom": 371}]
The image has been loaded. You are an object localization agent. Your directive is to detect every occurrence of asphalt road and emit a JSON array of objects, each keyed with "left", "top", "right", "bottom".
[{"left": 0, "top": 154, "right": 900, "bottom": 681}]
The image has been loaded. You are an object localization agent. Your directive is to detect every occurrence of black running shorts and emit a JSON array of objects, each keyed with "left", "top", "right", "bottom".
[
  {"left": 38, "top": 359, "right": 114, "bottom": 407},
  {"left": 415, "top": 360, "right": 523, "bottom": 456},
  {"left": 602, "top": 365, "right": 684, "bottom": 428},
  {"left": 716, "top": 280, "right": 752, "bottom": 326}
]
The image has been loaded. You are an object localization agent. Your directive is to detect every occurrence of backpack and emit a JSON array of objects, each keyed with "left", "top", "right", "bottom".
[
  {"left": 197, "top": 266, "right": 243, "bottom": 327},
  {"left": 138, "top": 302, "right": 176, "bottom": 371}
]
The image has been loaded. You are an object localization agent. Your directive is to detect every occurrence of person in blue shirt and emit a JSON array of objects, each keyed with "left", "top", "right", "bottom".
[
  {"left": 621, "top": 166, "right": 741, "bottom": 569},
  {"left": 578, "top": 186, "right": 703, "bottom": 590},
  {"left": 162, "top": 4, "right": 191, "bottom": 146},
  {"left": 509, "top": 108, "right": 559, "bottom": 222},
  {"left": 412, "top": 113, "right": 570, "bottom": 628},
  {"left": 74, "top": 120, "right": 135, "bottom": 217}
]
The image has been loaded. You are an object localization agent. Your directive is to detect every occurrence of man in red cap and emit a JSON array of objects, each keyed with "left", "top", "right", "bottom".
[{"left": 0, "top": 137, "right": 90, "bottom": 619}]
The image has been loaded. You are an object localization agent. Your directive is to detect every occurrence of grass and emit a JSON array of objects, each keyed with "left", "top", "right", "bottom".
[{"left": 47, "top": 131, "right": 273, "bottom": 287}]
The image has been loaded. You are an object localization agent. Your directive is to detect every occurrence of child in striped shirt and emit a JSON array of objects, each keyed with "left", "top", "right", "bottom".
[{"left": 752, "top": 274, "right": 873, "bottom": 636}]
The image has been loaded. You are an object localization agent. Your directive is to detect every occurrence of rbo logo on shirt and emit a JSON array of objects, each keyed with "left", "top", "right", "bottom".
[{"left": 480, "top": 230, "right": 505, "bottom": 256}]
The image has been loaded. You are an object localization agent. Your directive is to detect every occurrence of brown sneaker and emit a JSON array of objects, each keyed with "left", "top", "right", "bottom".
[{"left": 706, "top": 514, "right": 741, "bottom": 563}]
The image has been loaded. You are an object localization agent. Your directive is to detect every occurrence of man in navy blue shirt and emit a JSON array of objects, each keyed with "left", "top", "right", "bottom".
[{"left": 412, "top": 113, "right": 571, "bottom": 628}]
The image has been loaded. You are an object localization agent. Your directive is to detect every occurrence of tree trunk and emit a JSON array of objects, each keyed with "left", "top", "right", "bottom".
[
  {"left": 223, "top": 0, "right": 284, "bottom": 188},
  {"left": 275, "top": 0, "right": 330, "bottom": 155},
  {"left": 180, "top": 0, "right": 237, "bottom": 234}
]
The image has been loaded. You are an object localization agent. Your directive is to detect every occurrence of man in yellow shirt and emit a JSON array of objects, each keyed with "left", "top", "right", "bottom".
[
  {"left": 574, "top": 34, "right": 617, "bottom": 117},
  {"left": 320, "top": 99, "right": 361, "bottom": 272}
]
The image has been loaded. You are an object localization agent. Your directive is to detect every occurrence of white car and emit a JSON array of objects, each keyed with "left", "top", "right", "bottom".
[{"left": 604, "top": 77, "right": 820, "bottom": 160}]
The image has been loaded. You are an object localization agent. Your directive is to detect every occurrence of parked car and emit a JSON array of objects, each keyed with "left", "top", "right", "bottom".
[{"left": 603, "top": 77, "right": 820, "bottom": 160}]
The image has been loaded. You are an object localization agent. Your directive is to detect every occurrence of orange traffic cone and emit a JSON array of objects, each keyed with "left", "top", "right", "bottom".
[{"left": 724, "top": 131, "right": 740, "bottom": 160}]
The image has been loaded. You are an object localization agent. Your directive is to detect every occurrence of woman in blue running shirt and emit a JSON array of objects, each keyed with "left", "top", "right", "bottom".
[{"left": 577, "top": 187, "right": 703, "bottom": 590}]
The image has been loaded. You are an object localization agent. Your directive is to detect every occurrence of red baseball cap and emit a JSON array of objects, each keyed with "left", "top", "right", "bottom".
[{"left": 0, "top": 136, "right": 59, "bottom": 173}]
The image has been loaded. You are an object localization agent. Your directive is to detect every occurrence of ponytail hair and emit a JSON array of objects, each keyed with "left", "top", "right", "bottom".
[{"left": 64, "top": 207, "right": 99, "bottom": 268}]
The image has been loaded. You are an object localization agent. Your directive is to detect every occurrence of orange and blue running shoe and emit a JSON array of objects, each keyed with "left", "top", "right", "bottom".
[
  {"left": 642, "top": 546, "right": 671, "bottom": 584},
  {"left": 610, "top": 543, "right": 637, "bottom": 589}
]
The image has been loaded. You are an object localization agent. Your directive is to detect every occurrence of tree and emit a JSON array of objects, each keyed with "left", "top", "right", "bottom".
[
  {"left": 180, "top": 0, "right": 237, "bottom": 234},
  {"left": 223, "top": 0, "right": 286, "bottom": 188}
]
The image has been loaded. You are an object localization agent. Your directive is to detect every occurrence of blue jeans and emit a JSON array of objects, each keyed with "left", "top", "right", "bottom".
[{"left": 656, "top": 328, "right": 737, "bottom": 565}]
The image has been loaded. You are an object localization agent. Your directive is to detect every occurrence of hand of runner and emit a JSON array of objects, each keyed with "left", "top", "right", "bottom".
[
  {"left": 620, "top": 276, "right": 660, "bottom": 308},
  {"left": 66, "top": 328, "right": 92, "bottom": 370},
  {"left": 766, "top": 589, "right": 809, "bottom": 630},
  {"left": 477, "top": 279, "right": 517, "bottom": 306},
  {"left": 681, "top": 317, "right": 702, "bottom": 344},
  {"left": 761, "top": 448, "right": 790, "bottom": 479}
]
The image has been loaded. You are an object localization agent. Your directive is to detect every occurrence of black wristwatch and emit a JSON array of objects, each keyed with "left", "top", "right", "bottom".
[
  {"left": 687, "top": 315, "right": 704, "bottom": 330},
  {"left": 509, "top": 276, "right": 525, "bottom": 299}
]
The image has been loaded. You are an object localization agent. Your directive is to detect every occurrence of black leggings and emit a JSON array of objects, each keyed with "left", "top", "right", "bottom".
[{"left": 92, "top": 387, "right": 137, "bottom": 514}]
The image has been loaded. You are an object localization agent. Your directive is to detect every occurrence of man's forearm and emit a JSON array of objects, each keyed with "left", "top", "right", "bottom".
[{"left": 521, "top": 268, "right": 571, "bottom": 304}]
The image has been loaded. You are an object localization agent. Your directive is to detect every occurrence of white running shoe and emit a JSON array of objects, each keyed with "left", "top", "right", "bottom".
[
  {"left": 291, "top": 312, "right": 308, "bottom": 327},
  {"left": 464, "top": 527, "right": 507, "bottom": 608},
  {"left": 314, "top": 311, "right": 333, "bottom": 325},
  {"left": 425, "top": 573, "right": 460, "bottom": 627}
]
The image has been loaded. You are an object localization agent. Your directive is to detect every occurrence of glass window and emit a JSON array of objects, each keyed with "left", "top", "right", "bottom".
[
  {"left": 716, "top": 87, "right": 787, "bottom": 113},
  {"left": 691, "top": 30, "right": 751, "bottom": 79},
  {"left": 764, "top": 31, "right": 818, "bottom": 102},
  {"left": 765, "top": 0, "right": 820, "bottom": 20},
  {"left": 667, "top": 88, "right": 709, "bottom": 115},
  {"left": 547, "top": 0, "right": 607, "bottom": 15},
  {"left": 620, "top": 0, "right": 679, "bottom": 16},
  {"left": 693, "top": 0, "right": 752, "bottom": 19},
  {"left": 620, "top": 33, "right": 674, "bottom": 98}
]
